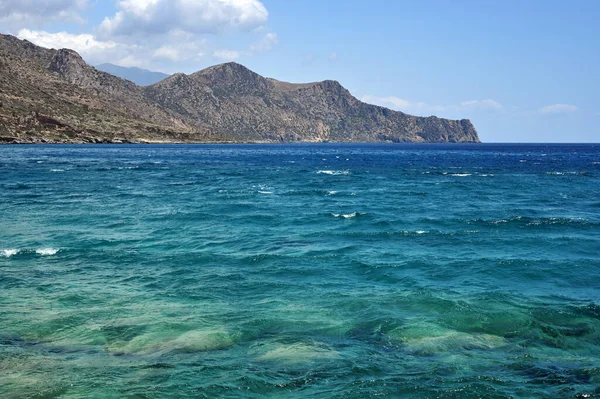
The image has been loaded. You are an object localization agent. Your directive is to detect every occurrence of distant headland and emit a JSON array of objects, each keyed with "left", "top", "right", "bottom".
[{"left": 0, "top": 34, "right": 479, "bottom": 144}]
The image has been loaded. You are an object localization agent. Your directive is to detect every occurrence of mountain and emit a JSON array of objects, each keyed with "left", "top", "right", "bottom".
[
  {"left": 0, "top": 34, "right": 480, "bottom": 144},
  {"left": 96, "top": 63, "right": 170, "bottom": 86}
]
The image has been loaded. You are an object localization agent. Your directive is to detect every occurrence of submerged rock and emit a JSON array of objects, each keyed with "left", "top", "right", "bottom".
[
  {"left": 108, "top": 328, "right": 238, "bottom": 356},
  {"left": 387, "top": 322, "right": 507, "bottom": 356},
  {"left": 250, "top": 341, "right": 339, "bottom": 364}
]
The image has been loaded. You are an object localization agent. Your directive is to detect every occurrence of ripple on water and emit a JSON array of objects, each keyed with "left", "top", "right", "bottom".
[{"left": 0, "top": 144, "right": 599, "bottom": 398}]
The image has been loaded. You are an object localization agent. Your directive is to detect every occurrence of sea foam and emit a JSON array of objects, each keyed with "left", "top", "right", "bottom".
[
  {"left": 1, "top": 249, "right": 19, "bottom": 258},
  {"left": 36, "top": 248, "right": 59, "bottom": 256},
  {"left": 332, "top": 212, "right": 362, "bottom": 219},
  {"left": 317, "top": 170, "right": 351, "bottom": 176}
]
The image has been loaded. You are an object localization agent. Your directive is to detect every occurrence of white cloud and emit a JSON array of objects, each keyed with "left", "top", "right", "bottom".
[
  {"left": 0, "top": 0, "right": 89, "bottom": 29},
  {"left": 539, "top": 104, "right": 578, "bottom": 114},
  {"left": 0, "top": 0, "right": 88, "bottom": 17},
  {"left": 8, "top": 0, "right": 276, "bottom": 72},
  {"left": 99, "top": 0, "right": 269, "bottom": 39},
  {"left": 16, "top": 29, "right": 209, "bottom": 73},
  {"left": 18, "top": 29, "right": 118, "bottom": 53},
  {"left": 329, "top": 52, "right": 339, "bottom": 62},
  {"left": 361, "top": 95, "right": 503, "bottom": 116},
  {"left": 153, "top": 46, "right": 180, "bottom": 62},
  {"left": 361, "top": 95, "right": 447, "bottom": 115},
  {"left": 249, "top": 32, "right": 278, "bottom": 54},
  {"left": 213, "top": 49, "right": 241, "bottom": 61},
  {"left": 460, "top": 99, "right": 503, "bottom": 110},
  {"left": 211, "top": 32, "right": 277, "bottom": 61},
  {"left": 18, "top": 27, "right": 275, "bottom": 73}
]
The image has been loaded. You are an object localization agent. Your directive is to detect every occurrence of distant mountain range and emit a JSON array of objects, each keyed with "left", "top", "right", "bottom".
[
  {"left": 95, "top": 63, "right": 170, "bottom": 86},
  {"left": 0, "top": 34, "right": 480, "bottom": 144}
]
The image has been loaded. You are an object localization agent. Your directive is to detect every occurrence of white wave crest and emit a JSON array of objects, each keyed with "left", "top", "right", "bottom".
[
  {"left": 1, "top": 249, "right": 19, "bottom": 258},
  {"left": 317, "top": 170, "right": 351, "bottom": 176},
  {"left": 332, "top": 212, "right": 362, "bottom": 219},
  {"left": 36, "top": 248, "right": 59, "bottom": 256},
  {"left": 451, "top": 173, "right": 472, "bottom": 177},
  {"left": 548, "top": 171, "right": 587, "bottom": 176},
  {"left": 50, "top": 169, "right": 65, "bottom": 172}
]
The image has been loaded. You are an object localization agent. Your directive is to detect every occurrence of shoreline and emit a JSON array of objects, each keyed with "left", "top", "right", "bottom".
[{"left": 0, "top": 137, "right": 482, "bottom": 145}]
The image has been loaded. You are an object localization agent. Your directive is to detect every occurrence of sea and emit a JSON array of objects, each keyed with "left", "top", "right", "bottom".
[{"left": 0, "top": 143, "right": 599, "bottom": 398}]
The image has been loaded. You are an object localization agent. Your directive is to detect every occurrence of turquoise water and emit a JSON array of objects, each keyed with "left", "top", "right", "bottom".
[{"left": 1, "top": 143, "right": 599, "bottom": 398}]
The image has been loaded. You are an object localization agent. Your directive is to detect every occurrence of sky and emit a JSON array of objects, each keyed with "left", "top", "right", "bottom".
[{"left": 1, "top": 0, "right": 599, "bottom": 142}]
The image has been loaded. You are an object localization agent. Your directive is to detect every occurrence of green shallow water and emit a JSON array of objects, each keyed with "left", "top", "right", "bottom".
[{"left": 0, "top": 143, "right": 599, "bottom": 398}]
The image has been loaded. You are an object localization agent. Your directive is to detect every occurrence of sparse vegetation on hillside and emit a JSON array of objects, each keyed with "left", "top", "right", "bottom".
[{"left": 0, "top": 34, "right": 479, "bottom": 144}]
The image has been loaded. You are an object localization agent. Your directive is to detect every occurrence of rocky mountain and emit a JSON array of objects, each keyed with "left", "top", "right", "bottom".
[
  {"left": 96, "top": 63, "right": 170, "bottom": 86},
  {"left": 0, "top": 34, "right": 200, "bottom": 143},
  {"left": 0, "top": 34, "right": 480, "bottom": 144}
]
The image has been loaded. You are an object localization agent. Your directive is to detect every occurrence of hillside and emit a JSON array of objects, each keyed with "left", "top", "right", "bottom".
[{"left": 0, "top": 34, "right": 479, "bottom": 144}]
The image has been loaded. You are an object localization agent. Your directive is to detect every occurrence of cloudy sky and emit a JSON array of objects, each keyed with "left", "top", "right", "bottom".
[{"left": 1, "top": 0, "right": 599, "bottom": 142}]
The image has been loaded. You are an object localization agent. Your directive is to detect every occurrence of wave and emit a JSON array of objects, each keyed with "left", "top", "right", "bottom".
[
  {"left": 422, "top": 171, "right": 493, "bottom": 177},
  {"left": 169, "top": 181, "right": 198, "bottom": 186},
  {"left": 547, "top": 171, "right": 590, "bottom": 176},
  {"left": 50, "top": 169, "right": 65, "bottom": 172},
  {"left": 36, "top": 248, "right": 59, "bottom": 256},
  {"left": 334, "top": 229, "right": 481, "bottom": 239},
  {"left": 1, "top": 249, "right": 19, "bottom": 258},
  {"left": 254, "top": 184, "right": 274, "bottom": 195},
  {"left": 7, "top": 183, "right": 31, "bottom": 190},
  {"left": 1, "top": 248, "right": 60, "bottom": 257},
  {"left": 332, "top": 212, "right": 364, "bottom": 219},
  {"left": 281, "top": 189, "right": 347, "bottom": 197},
  {"left": 317, "top": 170, "right": 351, "bottom": 176},
  {"left": 469, "top": 216, "right": 596, "bottom": 227}
]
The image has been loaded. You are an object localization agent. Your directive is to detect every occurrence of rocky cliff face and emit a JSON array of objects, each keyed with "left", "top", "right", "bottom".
[{"left": 0, "top": 34, "right": 480, "bottom": 144}]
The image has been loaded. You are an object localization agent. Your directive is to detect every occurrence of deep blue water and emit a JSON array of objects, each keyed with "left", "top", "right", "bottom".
[{"left": 0, "top": 143, "right": 599, "bottom": 398}]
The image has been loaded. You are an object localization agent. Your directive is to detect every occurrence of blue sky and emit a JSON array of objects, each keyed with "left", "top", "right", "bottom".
[{"left": 1, "top": 0, "right": 598, "bottom": 142}]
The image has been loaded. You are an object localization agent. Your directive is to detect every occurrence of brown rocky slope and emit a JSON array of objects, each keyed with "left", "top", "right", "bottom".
[{"left": 0, "top": 34, "right": 480, "bottom": 144}]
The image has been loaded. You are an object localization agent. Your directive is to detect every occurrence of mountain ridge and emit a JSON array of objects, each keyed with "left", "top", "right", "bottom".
[
  {"left": 96, "top": 63, "right": 170, "bottom": 86},
  {"left": 0, "top": 34, "right": 480, "bottom": 144}
]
